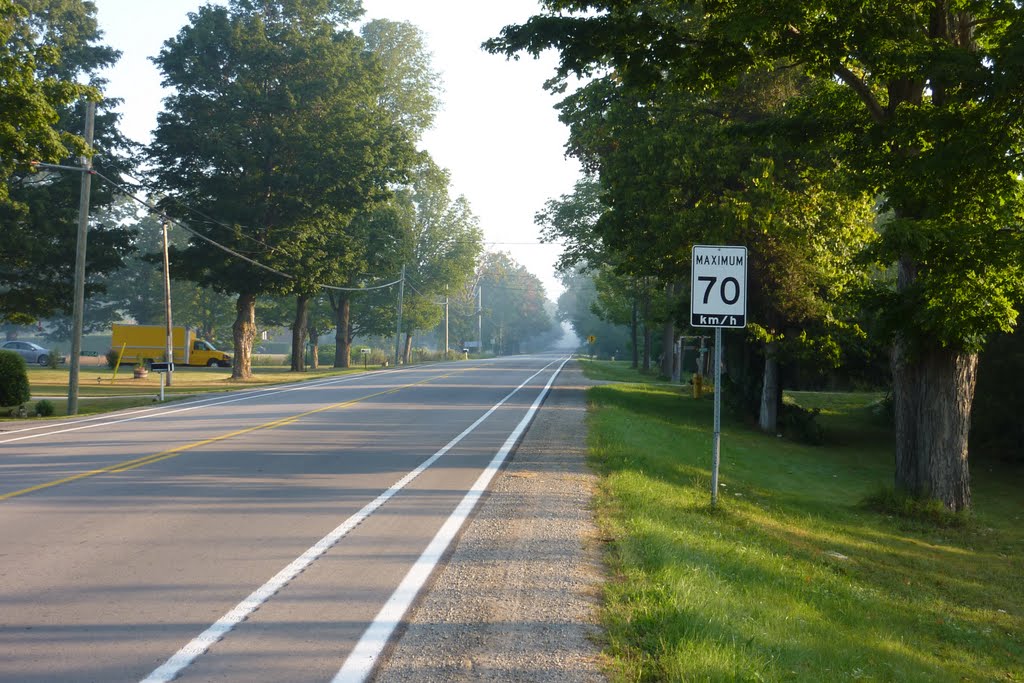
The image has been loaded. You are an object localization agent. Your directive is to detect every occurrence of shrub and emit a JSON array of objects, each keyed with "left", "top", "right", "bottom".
[
  {"left": 46, "top": 350, "right": 59, "bottom": 368},
  {"left": 105, "top": 347, "right": 122, "bottom": 368},
  {"left": 779, "top": 401, "right": 824, "bottom": 445},
  {"left": 350, "top": 347, "right": 389, "bottom": 366},
  {"left": 0, "top": 350, "right": 31, "bottom": 407},
  {"left": 34, "top": 399, "right": 55, "bottom": 417}
]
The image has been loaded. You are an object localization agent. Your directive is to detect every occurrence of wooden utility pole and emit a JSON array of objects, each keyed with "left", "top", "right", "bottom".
[
  {"left": 67, "top": 101, "right": 96, "bottom": 416},
  {"left": 393, "top": 265, "right": 405, "bottom": 367},
  {"left": 162, "top": 218, "right": 174, "bottom": 386}
]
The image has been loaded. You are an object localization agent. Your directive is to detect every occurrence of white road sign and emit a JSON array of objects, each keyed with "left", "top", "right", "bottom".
[{"left": 691, "top": 245, "right": 747, "bottom": 328}]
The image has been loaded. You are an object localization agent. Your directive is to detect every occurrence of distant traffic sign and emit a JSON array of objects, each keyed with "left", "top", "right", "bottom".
[
  {"left": 691, "top": 245, "right": 747, "bottom": 328},
  {"left": 587, "top": 335, "right": 596, "bottom": 344}
]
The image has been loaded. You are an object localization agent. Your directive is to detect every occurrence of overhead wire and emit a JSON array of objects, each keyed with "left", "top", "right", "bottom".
[
  {"left": 102, "top": 169, "right": 276, "bottom": 253},
  {"left": 91, "top": 170, "right": 404, "bottom": 293},
  {"left": 93, "top": 170, "right": 295, "bottom": 281},
  {"left": 84, "top": 169, "right": 554, "bottom": 299}
]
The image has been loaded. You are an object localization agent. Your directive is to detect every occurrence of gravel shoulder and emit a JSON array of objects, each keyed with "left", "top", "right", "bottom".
[{"left": 373, "top": 359, "right": 606, "bottom": 682}]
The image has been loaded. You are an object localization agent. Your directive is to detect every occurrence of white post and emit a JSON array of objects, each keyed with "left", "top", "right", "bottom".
[{"left": 711, "top": 327, "right": 723, "bottom": 508}]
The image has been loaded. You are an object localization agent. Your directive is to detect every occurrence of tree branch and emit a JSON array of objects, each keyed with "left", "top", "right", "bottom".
[
  {"left": 784, "top": 25, "right": 885, "bottom": 124},
  {"left": 833, "top": 62, "right": 887, "bottom": 124}
]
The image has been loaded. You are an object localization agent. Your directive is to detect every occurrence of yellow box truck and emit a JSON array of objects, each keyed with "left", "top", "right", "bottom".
[{"left": 111, "top": 324, "right": 233, "bottom": 368}]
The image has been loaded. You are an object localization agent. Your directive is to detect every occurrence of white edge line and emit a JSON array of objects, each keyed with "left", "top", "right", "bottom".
[
  {"left": 1, "top": 355, "right": 533, "bottom": 443},
  {"left": 0, "top": 363, "right": 443, "bottom": 444},
  {"left": 331, "top": 355, "right": 573, "bottom": 683},
  {"left": 139, "top": 355, "right": 568, "bottom": 683}
]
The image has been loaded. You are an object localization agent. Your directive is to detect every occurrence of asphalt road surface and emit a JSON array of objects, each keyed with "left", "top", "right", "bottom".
[{"left": 0, "top": 353, "right": 572, "bottom": 683}]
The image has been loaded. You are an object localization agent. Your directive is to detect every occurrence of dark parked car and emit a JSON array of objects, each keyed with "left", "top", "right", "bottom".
[{"left": 0, "top": 341, "right": 60, "bottom": 366}]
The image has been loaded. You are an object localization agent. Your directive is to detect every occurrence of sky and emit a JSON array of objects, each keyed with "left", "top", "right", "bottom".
[{"left": 91, "top": 0, "right": 581, "bottom": 299}]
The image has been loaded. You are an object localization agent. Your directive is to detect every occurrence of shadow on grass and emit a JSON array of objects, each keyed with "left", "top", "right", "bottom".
[{"left": 587, "top": 380, "right": 1024, "bottom": 683}]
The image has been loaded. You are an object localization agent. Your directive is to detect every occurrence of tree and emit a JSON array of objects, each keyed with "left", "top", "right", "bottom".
[
  {"left": 360, "top": 18, "right": 440, "bottom": 142},
  {"left": 477, "top": 252, "right": 553, "bottom": 355},
  {"left": 0, "top": 0, "right": 91, "bottom": 206},
  {"left": 322, "top": 17, "right": 444, "bottom": 370},
  {"left": 149, "top": 0, "right": 416, "bottom": 379},
  {"left": 100, "top": 201, "right": 236, "bottom": 339},
  {"left": 395, "top": 159, "right": 483, "bottom": 362},
  {"left": 326, "top": 204, "right": 406, "bottom": 368},
  {"left": 557, "top": 266, "right": 631, "bottom": 358},
  {"left": 1, "top": 0, "right": 134, "bottom": 326},
  {"left": 535, "top": 178, "right": 643, "bottom": 365},
  {"left": 490, "top": 2, "right": 1024, "bottom": 509},
  {"left": 286, "top": 17, "right": 440, "bottom": 373}
]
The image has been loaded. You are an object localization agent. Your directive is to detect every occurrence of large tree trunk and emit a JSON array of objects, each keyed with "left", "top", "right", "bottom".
[
  {"left": 308, "top": 323, "right": 319, "bottom": 370},
  {"left": 231, "top": 292, "right": 257, "bottom": 380},
  {"left": 891, "top": 254, "right": 977, "bottom": 511},
  {"left": 758, "top": 340, "right": 780, "bottom": 433},
  {"left": 290, "top": 294, "right": 310, "bottom": 372},
  {"left": 333, "top": 294, "right": 351, "bottom": 368},
  {"left": 892, "top": 339, "right": 977, "bottom": 511}
]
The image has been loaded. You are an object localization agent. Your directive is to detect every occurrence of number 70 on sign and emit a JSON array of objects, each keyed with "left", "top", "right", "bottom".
[{"left": 691, "top": 245, "right": 747, "bottom": 328}]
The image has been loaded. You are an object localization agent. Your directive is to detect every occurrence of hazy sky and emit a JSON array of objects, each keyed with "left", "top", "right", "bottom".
[{"left": 91, "top": 0, "right": 580, "bottom": 298}]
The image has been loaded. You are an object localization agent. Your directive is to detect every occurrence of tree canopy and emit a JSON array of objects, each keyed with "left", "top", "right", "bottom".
[
  {"left": 490, "top": 0, "right": 1024, "bottom": 510},
  {"left": 0, "top": 0, "right": 134, "bottom": 326},
  {"left": 149, "top": 0, "right": 417, "bottom": 378}
]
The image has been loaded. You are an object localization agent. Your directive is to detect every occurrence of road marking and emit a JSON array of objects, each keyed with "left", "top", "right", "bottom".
[
  {"left": 0, "top": 374, "right": 450, "bottom": 502},
  {"left": 140, "top": 357, "right": 569, "bottom": 683},
  {"left": 332, "top": 355, "right": 572, "bottom": 683},
  {"left": 0, "top": 363, "right": 447, "bottom": 443}
]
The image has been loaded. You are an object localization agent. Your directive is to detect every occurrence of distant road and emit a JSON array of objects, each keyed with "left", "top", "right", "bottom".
[{"left": 0, "top": 353, "right": 571, "bottom": 683}]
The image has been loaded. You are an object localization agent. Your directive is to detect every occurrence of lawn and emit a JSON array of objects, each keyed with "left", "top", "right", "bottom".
[
  {"left": 581, "top": 360, "right": 1023, "bottom": 682},
  {"left": 9, "top": 362, "right": 384, "bottom": 418}
]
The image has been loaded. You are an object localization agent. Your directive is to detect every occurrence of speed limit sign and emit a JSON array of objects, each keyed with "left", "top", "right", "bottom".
[{"left": 691, "top": 245, "right": 747, "bottom": 328}]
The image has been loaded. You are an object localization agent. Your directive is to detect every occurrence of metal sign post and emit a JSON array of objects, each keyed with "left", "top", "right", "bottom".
[
  {"left": 151, "top": 362, "right": 173, "bottom": 402},
  {"left": 691, "top": 245, "right": 748, "bottom": 508}
]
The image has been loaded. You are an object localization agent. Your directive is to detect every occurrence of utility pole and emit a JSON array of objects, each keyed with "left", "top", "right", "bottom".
[
  {"left": 477, "top": 284, "right": 483, "bottom": 356},
  {"left": 444, "top": 284, "right": 449, "bottom": 356},
  {"left": 67, "top": 101, "right": 96, "bottom": 416},
  {"left": 394, "top": 264, "right": 405, "bottom": 367},
  {"left": 162, "top": 218, "right": 174, "bottom": 387}
]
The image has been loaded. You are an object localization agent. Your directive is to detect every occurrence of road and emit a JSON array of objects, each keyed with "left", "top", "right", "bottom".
[{"left": 0, "top": 353, "right": 572, "bottom": 683}]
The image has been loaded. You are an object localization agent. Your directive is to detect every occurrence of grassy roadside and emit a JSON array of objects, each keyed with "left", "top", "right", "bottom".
[
  {"left": 9, "top": 364, "right": 385, "bottom": 418},
  {"left": 580, "top": 360, "right": 1023, "bottom": 682}
]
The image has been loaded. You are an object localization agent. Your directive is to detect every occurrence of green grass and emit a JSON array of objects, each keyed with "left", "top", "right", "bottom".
[
  {"left": 581, "top": 361, "right": 1024, "bottom": 682},
  {"left": 578, "top": 358, "right": 670, "bottom": 383}
]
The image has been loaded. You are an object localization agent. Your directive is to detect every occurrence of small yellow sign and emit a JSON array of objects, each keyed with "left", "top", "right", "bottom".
[{"left": 587, "top": 335, "right": 596, "bottom": 344}]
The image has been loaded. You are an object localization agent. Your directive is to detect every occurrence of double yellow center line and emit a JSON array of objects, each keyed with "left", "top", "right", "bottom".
[{"left": 1, "top": 373, "right": 447, "bottom": 502}]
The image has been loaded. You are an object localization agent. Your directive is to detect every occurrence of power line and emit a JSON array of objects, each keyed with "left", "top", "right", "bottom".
[
  {"left": 93, "top": 170, "right": 295, "bottom": 281},
  {"left": 92, "top": 170, "right": 404, "bottom": 293},
  {"left": 101, "top": 170, "right": 277, "bottom": 254}
]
